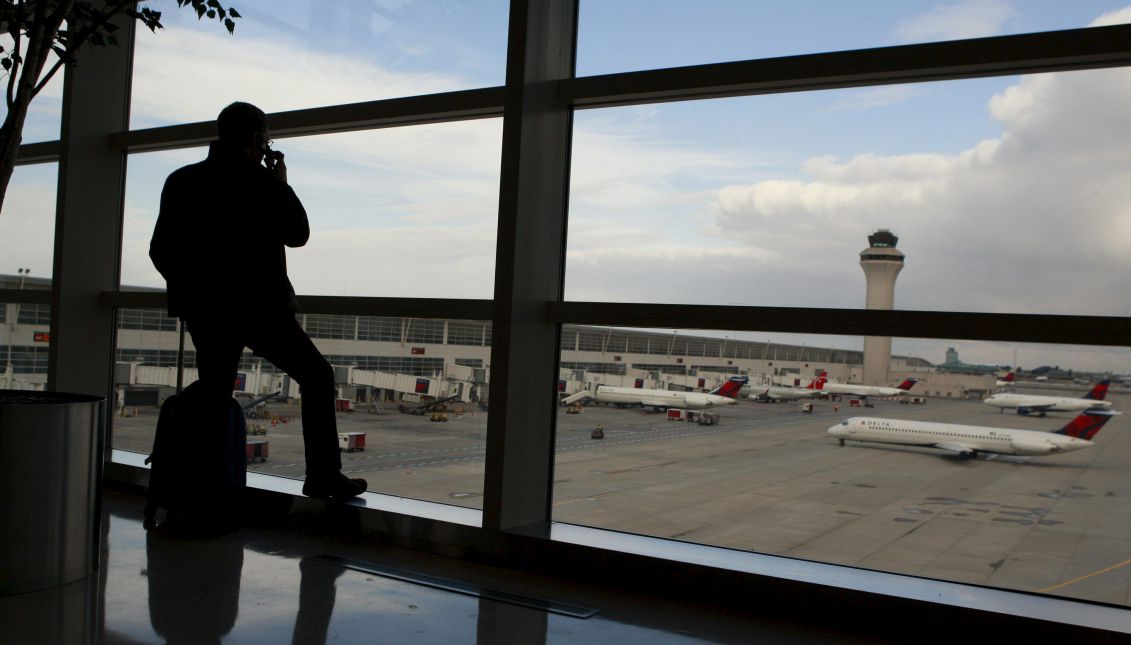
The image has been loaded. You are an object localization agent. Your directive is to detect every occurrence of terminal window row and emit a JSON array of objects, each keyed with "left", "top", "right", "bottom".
[{"left": 3, "top": 345, "right": 49, "bottom": 373}]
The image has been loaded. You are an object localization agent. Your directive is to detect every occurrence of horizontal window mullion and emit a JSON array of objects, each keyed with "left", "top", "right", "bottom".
[
  {"left": 563, "top": 24, "right": 1131, "bottom": 108},
  {"left": 101, "top": 291, "right": 494, "bottom": 321},
  {"left": 14, "top": 141, "right": 60, "bottom": 166},
  {"left": 108, "top": 87, "right": 506, "bottom": 154},
  {"left": 548, "top": 302, "right": 1131, "bottom": 347},
  {"left": 0, "top": 289, "right": 52, "bottom": 304}
]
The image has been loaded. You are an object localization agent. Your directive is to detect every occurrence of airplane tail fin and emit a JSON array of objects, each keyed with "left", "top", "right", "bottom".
[
  {"left": 1084, "top": 378, "right": 1111, "bottom": 401},
  {"left": 710, "top": 376, "right": 749, "bottom": 399},
  {"left": 1001, "top": 372, "right": 1015, "bottom": 383},
  {"left": 1053, "top": 408, "right": 1118, "bottom": 440},
  {"left": 810, "top": 372, "right": 828, "bottom": 390},
  {"left": 806, "top": 373, "right": 827, "bottom": 389},
  {"left": 897, "top": 377, "right": 919, "bottom": 391}
]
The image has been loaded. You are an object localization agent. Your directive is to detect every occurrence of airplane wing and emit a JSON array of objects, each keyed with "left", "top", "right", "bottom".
[{"left": 933, "top": 441, "right": 977, "bottom": 456}]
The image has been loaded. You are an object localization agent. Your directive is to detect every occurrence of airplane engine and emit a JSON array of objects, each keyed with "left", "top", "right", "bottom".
[{"left": 1016, "top": 406, "right": 1034, "bottom": 416}]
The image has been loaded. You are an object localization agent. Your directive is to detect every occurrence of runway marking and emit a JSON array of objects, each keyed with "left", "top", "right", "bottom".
[{"left": 1038, "top": 556, "right": 1131, "bottom": 593}]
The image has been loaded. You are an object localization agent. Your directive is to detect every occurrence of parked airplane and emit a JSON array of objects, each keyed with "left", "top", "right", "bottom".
[
  {"left": 983, "top": 378, "right": 1112, "bottom": 416},
  {"left": 562, "top": 376, "right": 748, "bottom": 411},
  {"left": 750, "top": 374, "right": 827, "bottom": 402},
  {"left": 995, "top": 372, "right": 1016, "bottom": 387},
  {"left": 828, "top": 408, "right": 1118, "bottom": 459},
  {"left": 815, "top": 373, "right": 919, "bottom": 399}
]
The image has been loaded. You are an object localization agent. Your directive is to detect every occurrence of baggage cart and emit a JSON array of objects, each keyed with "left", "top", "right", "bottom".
[
  {"left": 246, "top": 440, "right": 269, "bottom": 464},
  {"left": 338, "top": 432, "right": 367, "bottom": 452}
]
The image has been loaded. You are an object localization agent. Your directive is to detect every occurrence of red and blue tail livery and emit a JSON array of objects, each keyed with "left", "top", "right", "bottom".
[
  {"left": 710, "top": 375, "right": 749, "bottom": 399},
  {"left": 1083, "top": 378, "right": 1111, "bottom": 401},
  {"left": 1053, "top": 408, "right": 1117, "bottom": 440}
]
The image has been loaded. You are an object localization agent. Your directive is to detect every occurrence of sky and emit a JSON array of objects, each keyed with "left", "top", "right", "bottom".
[{"left": 3, "top": 1, "right": 1131, "bottom": 372}]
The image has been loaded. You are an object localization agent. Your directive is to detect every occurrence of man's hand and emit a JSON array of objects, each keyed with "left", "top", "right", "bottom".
[{"left": 266, "top": 150, "right": 288, "bottom": 184}]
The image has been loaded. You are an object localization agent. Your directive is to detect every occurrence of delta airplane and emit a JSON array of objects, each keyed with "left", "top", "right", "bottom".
[
  {"left": 562, "top": 376, "right": 748, "bottom": 411},
  {"left": 983, "top": 379, "right": 1112, "bottom": 416},
  {"left": 815, "top": 373, "right": 919, "bottom": 399},
  {"left": 828, "top": 408, "right": 1118, "bottom": 459},
  {"left": 750, "top": 374, "right": 827, "bottom": 402}
]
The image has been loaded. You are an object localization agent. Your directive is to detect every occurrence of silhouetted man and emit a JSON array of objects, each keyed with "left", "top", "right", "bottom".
[{"left": 150, "top": 101, "right": 366, "bottom": 501}]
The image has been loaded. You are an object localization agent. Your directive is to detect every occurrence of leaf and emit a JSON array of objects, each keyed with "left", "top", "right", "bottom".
[
  {"left": 106, "top": 34, "right": 119, "bottom": 47},
  {"left": 1, "top": 59, "right": 10, "bottom": 72},
  {"left": 229, "top": 8, "right": 241, "bottom": 19},
  {"left": 224, "top": 18, "right": 235, "bottom": 34},
  {"left": 206, "top": 9, "right": 215, "bottom": 19}
]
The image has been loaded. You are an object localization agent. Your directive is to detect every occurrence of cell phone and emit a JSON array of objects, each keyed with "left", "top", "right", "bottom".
[{"left": 264, "top": 149, "right": 282, "bottom": 169}]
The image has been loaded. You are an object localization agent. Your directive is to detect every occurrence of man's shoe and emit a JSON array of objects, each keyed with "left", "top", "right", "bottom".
[{"left": 302, "top": 473, "right": 368, "bottom": 501}]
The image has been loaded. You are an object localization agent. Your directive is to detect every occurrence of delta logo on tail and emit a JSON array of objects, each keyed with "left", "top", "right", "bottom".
[
  {"left": 1055, "top": 408, "right": 1114, "bottom": 440},
  {"left": 710, "top": 375, "right": 749, "bottom": 399},
  {"left": 1084, "top": 379, "right": 1111, "bottom": 401}
]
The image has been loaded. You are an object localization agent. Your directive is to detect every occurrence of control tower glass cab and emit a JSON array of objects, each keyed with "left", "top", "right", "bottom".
[{"left": 859, "top": 229, "right": 904, "bottom": 386}]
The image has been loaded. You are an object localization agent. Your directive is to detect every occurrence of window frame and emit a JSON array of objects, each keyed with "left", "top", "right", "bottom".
[{"left": 13, "top": 2, "right": 1131, "bottom": 635}]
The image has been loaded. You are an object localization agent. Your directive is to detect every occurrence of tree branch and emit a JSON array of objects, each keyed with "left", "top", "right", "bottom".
[
  {"left": 6, "top": 0, "right": 24, "bottom": 110},
  {"left": 33, "top": 0, "right": 92, "bottom": 97}
]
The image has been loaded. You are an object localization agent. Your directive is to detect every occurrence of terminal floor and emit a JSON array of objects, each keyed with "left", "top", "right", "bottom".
[{"left": 2, "top": 486, "right": 891, "bottom": 645}]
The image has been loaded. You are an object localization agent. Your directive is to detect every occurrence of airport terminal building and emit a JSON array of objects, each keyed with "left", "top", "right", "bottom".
[{"left": 2, "top": 273, "right": 954, "bottom": 406}]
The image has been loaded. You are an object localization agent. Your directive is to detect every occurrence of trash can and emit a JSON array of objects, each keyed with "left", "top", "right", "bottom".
[{"left": 0, "top": 390, "right": 104, "bottom": 595}]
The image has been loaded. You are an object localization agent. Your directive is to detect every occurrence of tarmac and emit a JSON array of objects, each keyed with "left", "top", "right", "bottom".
[{"left": 113, "top": 388, "right": 1131, "bottom": 607}]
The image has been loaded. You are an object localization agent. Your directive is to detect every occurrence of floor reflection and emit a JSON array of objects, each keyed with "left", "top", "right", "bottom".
[
  {"left": 0, "top": 487, "right": 876, "bottom": 644},
  {"left": 292, "top": 557, "right": 345, "bottom": 645}
]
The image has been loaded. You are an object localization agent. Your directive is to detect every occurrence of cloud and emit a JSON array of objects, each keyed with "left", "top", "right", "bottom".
[
  {"left": 711, "top": 65, "right": 1131, "bottom": 317},
  {"left": 121, "top": 31, "right": 504, "bottom": 299},
  {"left": 130, "top": 28, "right": 465, "bottom": 128},
  {"left": 894, "top": 0, "right": 1015, "bottom": 42},
  {"left": 0, "top": 167, "right": 57, "bottom": 276}
]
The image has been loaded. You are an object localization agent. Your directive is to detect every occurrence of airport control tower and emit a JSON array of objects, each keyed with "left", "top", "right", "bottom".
[{"left": 860, "top": 229, "right": 904, "bottom": 385}]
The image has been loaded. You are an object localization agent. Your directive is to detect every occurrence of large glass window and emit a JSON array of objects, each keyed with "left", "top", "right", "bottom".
[
  {"left": 566, "top": 69, "right": 1131, "bottom": 316},
  {"left": 446, "top": 321, "right": 488, "bottom": 346},
  {"left": 577, "top": 1, "right": 1131, "bottom": 76},
  {"left": 122, "top": 121, "right": 502, "bottom": 299},
  {"left": 130, "top": 0, "right": 510, "bottom": 129},
  {"left": 0, "top": 165, "right": 57, "bottom": 282},
  {"left": 303, "top": 314, "right": 355, "bottom": 340},
  {"left": 111, "top": 309, "right": 489, "bottom": 509},
  {"left": 555, "top": 328, "right": 1131, "bottom": 606}
]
